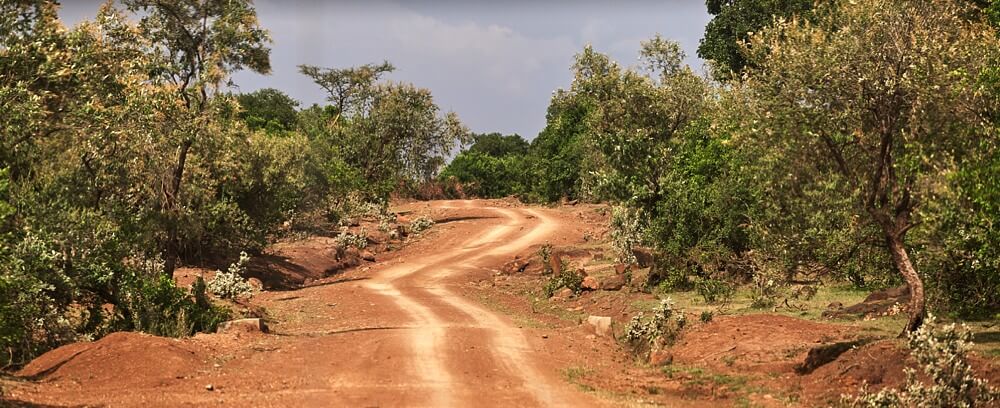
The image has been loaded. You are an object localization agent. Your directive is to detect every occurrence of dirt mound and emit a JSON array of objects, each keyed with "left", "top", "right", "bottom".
[
  {"left": 799, "top": 340, "right": 911, "bottom": 400},
  {"left": 824, "top": 285, "right": 910, "bottom": 319},
  {"left": 18, "top": 332, "right": 207, "bottom": 387},
  {"left": 671, "top": 314, "right": 857, "bottom": 373}
]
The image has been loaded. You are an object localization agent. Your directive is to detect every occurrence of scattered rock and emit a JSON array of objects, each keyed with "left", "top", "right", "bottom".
[
  {"left": 217, "top": 318, "right": 269, "bottom": 334},
  {"left": 586, "top": 315, "right": 613, "bottom": 338},
  {"left": 614, "top": 264, "right": 629, "bottom": 275},
  {"left": 205, "top": 384, "right": 214, "bottom": 391},
  {"left": 649, "top": 350, "right": 673, "bottom": 366},
  {"left": 360, "top": 250, "right": 376, "bottom": 262},
  {"left": 601, "top": 275, "right": 626, "bottom": 291},
  {"left": 581, "top": 276, "right": 600, "bottom": 291},
  {"left": 550, "top": 287, "right": 574, "bottom": 301},
  {"left": 501, "top": 257, "right": 530, "bottom": 274}
]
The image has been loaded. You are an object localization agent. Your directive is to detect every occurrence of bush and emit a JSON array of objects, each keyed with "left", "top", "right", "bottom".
[
  {"left": 543, "top": 267, "right": 583, "bottom": 298},
  {"left": 696, "top": 278, "right": 735, "bottom": 305},
  {"left": 609, "top": 206, "right": 644, "bottom": 265},
  {"left": 845, "top": 315, "right": 999, "bottom": 407},
  {"left": 335, "top": 228, "right": 369, "bottom": 250},
  {"left": 624, "top": 298, "right": 687, "bottom": 357},
  {"left": 117, "top": 259, "right": 230, "bottom": 338},
  {"left": 409, "top": 216, "right": 434, "bottom": 235},
  {"left": 207, "top": 252, "right": 255, "bottom": 300}
]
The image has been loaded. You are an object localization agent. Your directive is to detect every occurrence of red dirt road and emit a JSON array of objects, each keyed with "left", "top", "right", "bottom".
[{"left": 4, "top": 200, "right": 607, "bottom": 407}]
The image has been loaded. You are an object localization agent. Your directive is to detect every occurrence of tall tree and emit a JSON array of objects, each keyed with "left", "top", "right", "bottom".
[
  {"left": 698, "top": 0, "right": 813, "bottom": 80},
  {"left": 740, "top": 0, "right": 1000, "bottom": 332},
  {"left": 122, "top": 0, "right": 271, "bottom": 274},
  {"left": 300, "top": 62, "right": 467, "bottom": 196}
]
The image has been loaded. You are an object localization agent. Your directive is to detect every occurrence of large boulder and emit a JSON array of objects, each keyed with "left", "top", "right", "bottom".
[
  {"left": 601, "top": 275, "right": 626, "bottom": 291},
  {"left": 586, "top": 315, "right": 613, "bottom": 338}
]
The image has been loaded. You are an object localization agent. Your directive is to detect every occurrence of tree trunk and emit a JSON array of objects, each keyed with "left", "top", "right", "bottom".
[
  {"left": 163, "top": 139, "right": 193, "bottom": 277},
  {"left": 884, "top": 231, "right": 925, "bottom": 335}
]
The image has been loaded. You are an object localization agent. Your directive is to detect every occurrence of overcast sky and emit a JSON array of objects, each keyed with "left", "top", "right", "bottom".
[{"left": 59, "top": 1, "right": 711, "bottom": 139}]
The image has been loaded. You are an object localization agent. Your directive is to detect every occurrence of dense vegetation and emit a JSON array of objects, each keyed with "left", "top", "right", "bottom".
[
  {"left": 0, "top": 1, "right": 466, "bottom": 368},
  {"left": 439, "top": 0, "right": 1000, "bottom": 332}
]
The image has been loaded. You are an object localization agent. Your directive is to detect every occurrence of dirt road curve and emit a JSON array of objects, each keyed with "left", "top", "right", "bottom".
[{"left": 5, "top": 200, "right": 605, "bottom": 407}]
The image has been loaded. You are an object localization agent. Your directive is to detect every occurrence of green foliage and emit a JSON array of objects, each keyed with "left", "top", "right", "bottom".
[
  {"left": 695, "top": 278, "right": 734, "bottom": 305},
  {"left": 466, "top": 132, "right": 529, "bottom": 157},
  {"left": 116, "top": 263, "right": 230, "bottom": 339},
  {"left": 236, "top": 88, "right": 300, "bottom": 132},
  {"left": 846, "top": 315, "right": 999, "bottom": 407},
  {"left": 739, "top": 0, "right": 1000, "bottom": 329},
  {"left": 543, "top": 268, "right": 583, "bottom": 298},
  {"left": 698, "top": 0, "right": 814, "bottom": 79}
]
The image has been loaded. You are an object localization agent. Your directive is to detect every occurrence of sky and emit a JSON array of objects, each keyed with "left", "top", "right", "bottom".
[{"left": 59, "top": 1, "right": 711, "bottom": 140}]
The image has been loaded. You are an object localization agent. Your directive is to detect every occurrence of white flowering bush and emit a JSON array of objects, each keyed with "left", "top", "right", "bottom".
[
  {"left": 609, "top": 205, "right": 644, "bottom": 264},
  {"left": 335, "top": 227, "right": 369, "bottom": 249},
  {"left": 207, "top": 252, "right": 255, "bottom": 300},
  {"left": 409, "top": 216, "right": 434, "bottom": 234},
  {"left": 624, "top": 298, "right": 686, "bottom": 357},
  {"left": 846, "top": 315, "right": 999, "bottom": 408}
]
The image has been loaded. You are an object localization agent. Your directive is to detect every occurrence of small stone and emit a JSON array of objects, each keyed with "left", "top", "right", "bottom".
[
  {"left": 581, "top": 276, "right": 600, "bottom": 291},
  {"left": 205, "top": 384, "right": 214, "bottom": 391},
  {"left": 541, "top": 334, "right": 548, "bottom": 339},
  {"left": 361, "top": 250, "right": 376, "bottom": 262},
  {"left": 550, "top": 287, "right": 574, "bottom": 301}
]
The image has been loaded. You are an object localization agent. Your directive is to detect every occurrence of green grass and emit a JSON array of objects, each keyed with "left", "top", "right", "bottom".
[{"left": 561, "top": 366, "right": 596, "bottom": 392}]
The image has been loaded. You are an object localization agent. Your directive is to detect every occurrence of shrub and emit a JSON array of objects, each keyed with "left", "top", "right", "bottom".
[
  {"left": 409, "top": 216, "right": 434, "bottom": 235},
  {"left": 207, "top": 252, "right": 255, "bottom": 300},
  {"left": 539, "top": 243, "right": 554, "bottom": 274},
  {"left": 700, "top": 310, "right": 714, "bottom": 323},
  {"left": 609, "top": 206, "right": 644, "bottom": 265},
  {"left": 335, "top": 227, "right": 369, "bottom": 250},
  {"left": 624, "top": 298, "right": 687, "bottom": 357},
  {"left": 117, "top": 260, "right": 230, "bottom": 338},
  {"left": 543, "top": 267, "right": 583, "bottom": 298},
  {"left": 845, "top": 315, "right": 999, "bottom": 407},
  {"left": 696, "top": 278, "right": 734, "bottom": 305}
]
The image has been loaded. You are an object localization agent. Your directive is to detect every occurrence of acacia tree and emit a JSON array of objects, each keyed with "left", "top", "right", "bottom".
[
  {"left": 300, "top": 63, "right": 467, "bottom": 196},
  {"left": 122, "top": 0, "right": 271, "bottom": 275},
  {"left": 740, "top": 0, "right": 1000, "bottom": 332}
]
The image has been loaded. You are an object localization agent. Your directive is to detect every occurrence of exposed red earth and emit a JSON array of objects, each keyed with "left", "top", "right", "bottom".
[{"left": 2, "top": 200, "right": 997, "bottom": 407}]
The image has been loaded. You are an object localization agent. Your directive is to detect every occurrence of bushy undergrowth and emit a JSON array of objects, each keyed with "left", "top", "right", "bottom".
[
  {"left": 409, "top": 216, "right": 434, "bottom": 235},
  {"left": 207, "top": 252, "right": 255, "bottom": 300},
  {"left": 543, "top": 267, "right": 583, "bottom": 298},
  {"left": 335, "top": 227, "right": 369, "bottom": 250},
  {"left": 624, "top": 298, "right": 687, "bottom": 357},
  {"left": 846, "top": 315, "right": 999, "bottom": 407}
]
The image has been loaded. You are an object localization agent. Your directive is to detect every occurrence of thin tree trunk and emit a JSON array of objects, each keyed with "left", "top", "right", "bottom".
[
  {"left": 163, "top": 139, "right": 193, "bottom": 277},
  {"left": 884, "top": 231, "right": 925, "bottom": 335}
]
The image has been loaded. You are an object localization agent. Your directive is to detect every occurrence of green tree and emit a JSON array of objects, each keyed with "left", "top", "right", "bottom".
[
  {"left": 236, "top": 88, "right": 300, "bottom": 132},
  {"left": 466, "top": 132, "right": 529, "bottom": 157},
  {"left": 698, "top": 0, "right": 813, "bottom": 80},
  {"left": 300, "top": 62, "right": 468, "bottom": 197},
  {"left": 122, "top": 0, "right": 272, "bottom": 275},
  {"left": 739, "top": 0, "right": 1000, "bottom": 332}
]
